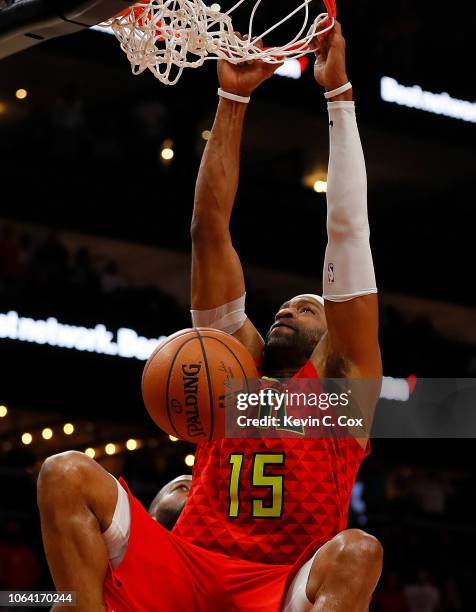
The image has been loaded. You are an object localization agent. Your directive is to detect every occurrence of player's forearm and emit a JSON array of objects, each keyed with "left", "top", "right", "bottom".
[
  {"left": 193, "top": 98, "right": 247, "bottom": 230},
  {"left": 323, "top": 100, "right": 377, "bottom": 300},
  {"left": 326, "top": 100, "right": 368, "bottom": 238}
]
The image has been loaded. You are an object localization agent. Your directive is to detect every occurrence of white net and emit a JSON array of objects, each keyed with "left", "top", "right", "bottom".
[{"left": 104, "top": 0, "right": 335, "bottom": 85}]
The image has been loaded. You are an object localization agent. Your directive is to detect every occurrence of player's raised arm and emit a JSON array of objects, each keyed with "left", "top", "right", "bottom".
[
  {"left": 311, "top": 22, "right": 382, "bottom": 381},
  {"left": 190, "top": 47, "right": 280, "bottom": 359}
]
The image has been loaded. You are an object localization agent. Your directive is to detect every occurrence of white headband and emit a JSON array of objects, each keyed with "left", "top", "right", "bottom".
[{"left": 292, "top": 294, "right": 325, "bottom": 307}]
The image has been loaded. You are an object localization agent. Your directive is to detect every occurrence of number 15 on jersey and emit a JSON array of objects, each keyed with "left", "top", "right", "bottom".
[{"left": 228, "top": 452, "right": 285, "bottom": 518}]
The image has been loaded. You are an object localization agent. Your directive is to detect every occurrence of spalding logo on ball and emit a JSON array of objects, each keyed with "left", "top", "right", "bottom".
[{"left": 141, "top": 328, "right": 258, "bottom": 442}]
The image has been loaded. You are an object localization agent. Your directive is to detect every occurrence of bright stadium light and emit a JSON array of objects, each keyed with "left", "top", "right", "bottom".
[
  {"left": 201, "top": 130, "right": 211, "bottom": 140},
  {"left": 105, "top": 443, "right": 117, "bottom": 455},
  {"left": 184, "top": 454, "right": 195, "bottom": 467},
  {"left": 91, "top": 24, "right": 114, "bottom": 35},
  {"left": 0, "top": 405, "right": 7, "bottom": 417},
  {"left": 126, "top": 439, "right": 138, "bottom": 451},
  {"left": 169, "top": 435, "right": 179, "bottom": 442},
  {"left": 22, "top": 432, "right": 32, "bottom": 445},
  {"left": 161, "top": 139, "right": 174, "bottom": 161},
  {"left": 63, "top": 423, "right": 74, "bottom": 435},
  {"left": 42, "top": 428, "right": 53, "bottom": 440},
  {"left": 313, "top": 180, "right": 327, "bottom": 193},
  {"left": 15, "top": 88, "right": 27, "bottom": 100},
  {"left": 275, "top": 58, "right": 307, "bottom": 80},
  {"left": 161, "top": 147, "right": 174, "bottom": 160},
  {"left": 85, "top": 448, "right": 96, "bottom": 458},
  {"left": 0, "top": 310, "right": 166, "bottom": 361},
  {"left": 380, "top": 76, "right": 476, "bottom": 123}
]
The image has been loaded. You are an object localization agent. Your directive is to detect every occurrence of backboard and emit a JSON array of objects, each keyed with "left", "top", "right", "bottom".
[{"left": 0, "top": 0, "right": 134, "bottom": 60}]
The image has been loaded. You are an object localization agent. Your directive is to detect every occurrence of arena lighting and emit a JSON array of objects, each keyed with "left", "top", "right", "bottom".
[
  {"left": 169, "top": 435, "right": 179, "bottom": 442},
  {"left": 381, "top": 376, "right": 412, "bottom": 401},
  {"left": 0, "top": 310, "right": 166, "bottom": 361},
  {"left": 15, "top": 88, "right": 27, "bottom": 100},
  {"left": 85, "top": 447, "right": 96, "bottom": 458},
  {"left": 63, "top": 423, "right": 74, "bottom": 435},
  {"left": 161, "top": 139, "right": 174, "bottom": 161},
  {"left": 105, "top": 443, "right": 117, "bottom": 455},
  {"left": 21, "top": 432, "right": 32, "bottom": 445},
  {"left": 0, "top": 405, "right": 7, "bottom": 417},
  {"left": 275, "top": 57, "right": 308, "bottom": 80},
  {"left": 42, "top": 427, "right": 53, "bottom": 440},
  {"left": 161, "top": 147, "right": 174, "bottom": 160},
  {"left": 313, "top": 180, "right": 327, "bottom": 193},
  {"left": 91, "top": 24, "right": 112, "bottom": 35},
  {"left": 126, "top": 438, "right": 138, "bottom": 450},
  {"left": 380, "top": 76, "right": 476, "bottom": 123},
  {"left": 350, "top": 481, "right": 366, "bottom": 514},
  {"left": 184, "top": 454, "right": 195, "bottom": 467},
  {"left": 201, "top": 130, "right": 211, "bottom": 141},
  {"left": 350, "top": 481, "right": 368, "bottom": 526}
]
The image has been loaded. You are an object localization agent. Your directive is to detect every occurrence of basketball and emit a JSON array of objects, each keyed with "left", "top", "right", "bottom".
[{"left": 141, "top": 328, "right": 258, "bottom": 442}]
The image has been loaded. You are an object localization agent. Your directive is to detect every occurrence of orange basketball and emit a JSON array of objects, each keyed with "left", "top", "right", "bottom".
[{"left": 142, "top": 328, "right": 258, "bottom": 442}]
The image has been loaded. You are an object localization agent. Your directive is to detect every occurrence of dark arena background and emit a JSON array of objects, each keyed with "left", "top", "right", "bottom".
[{"left": 0, "top": 0, "right": 475, "bottom": 610}]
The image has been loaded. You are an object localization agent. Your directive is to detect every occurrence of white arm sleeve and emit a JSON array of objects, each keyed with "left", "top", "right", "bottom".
[
  {"left": 190, "top": 294, "right": 247, "bottom": 334},
  {"left": 323, "top": 101, "right": 377, "bottom": 302}
]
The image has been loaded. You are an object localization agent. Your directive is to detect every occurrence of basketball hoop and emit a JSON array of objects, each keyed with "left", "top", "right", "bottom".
[{"left": 103, "top": 0, "right": 336, "bottom": 85}]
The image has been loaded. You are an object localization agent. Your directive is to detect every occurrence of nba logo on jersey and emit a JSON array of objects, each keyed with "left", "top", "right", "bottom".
[{"left": 327, "top": 263, "right": 335, "bottom": 283}]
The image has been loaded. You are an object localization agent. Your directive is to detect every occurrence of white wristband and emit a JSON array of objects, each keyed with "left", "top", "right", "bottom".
[
  {"left": 217, "top": 88, "right": 250, "bottom": 104},
  {"left": 324, "top": 82, "right": 352, "bottom": 100}
]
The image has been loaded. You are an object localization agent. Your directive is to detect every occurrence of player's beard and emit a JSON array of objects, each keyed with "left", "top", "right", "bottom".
[{"left": 262, "top": 324, "right": 321, "bottom": 376}]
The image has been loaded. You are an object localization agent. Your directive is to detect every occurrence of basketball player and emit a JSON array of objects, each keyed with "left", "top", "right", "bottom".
[
  {"left": 148, "top": 474, "right": 192, "bottom": 529},
  {"left": 37, "top": 21, "right": 383, "bottom": 611}
]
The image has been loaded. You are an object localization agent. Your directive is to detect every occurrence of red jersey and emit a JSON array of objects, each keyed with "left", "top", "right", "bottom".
[
  {"left": 173, "top": 361, "right": 369, "bottom": 565},
  {"left": 105, "top": 480, "right": 298, "bottom": 612}
]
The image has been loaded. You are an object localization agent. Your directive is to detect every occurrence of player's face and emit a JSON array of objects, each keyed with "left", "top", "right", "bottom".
[
  {"left": 263, "top": 297, "right": 326, "bottom": 371},
  {"left": 150, "top": 475, "right": 192, "bottom": 530}
]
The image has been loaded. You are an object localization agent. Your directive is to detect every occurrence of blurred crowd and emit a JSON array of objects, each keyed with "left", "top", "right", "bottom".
[
  {"left": 0, "top": 223, "right": 128, "bottom": 296},
  {"left": 372, "top": 569, "right": 462, "bottom": 612},
  {"left": 1, "top": 221, "right": 475, "bottom": 377},
  {"left": 0, "top": 222, "right": 187, "bottom": 337},
  {"left": 22, "top": 84, "right": 172, "bottom": 167},
  {"left": 356, "top": 457, "right": 473, "bottom": 611}
]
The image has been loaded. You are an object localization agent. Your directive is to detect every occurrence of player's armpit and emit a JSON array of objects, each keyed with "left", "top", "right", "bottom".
[
  {"left": 323, "top": 293, "right": 381, "bottom": 379},
  {"left": 311, "top": 295, "right": 381, "bottom": 450}
]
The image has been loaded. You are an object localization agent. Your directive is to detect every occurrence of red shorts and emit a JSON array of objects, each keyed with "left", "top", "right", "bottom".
[{"left": 103, "top": 479, "right": 314, "bottom": 612}]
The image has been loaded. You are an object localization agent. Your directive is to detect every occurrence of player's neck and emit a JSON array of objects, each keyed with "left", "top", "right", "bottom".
[{"left": 261, "top": 347, "right": 310, "bottom": 379}]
